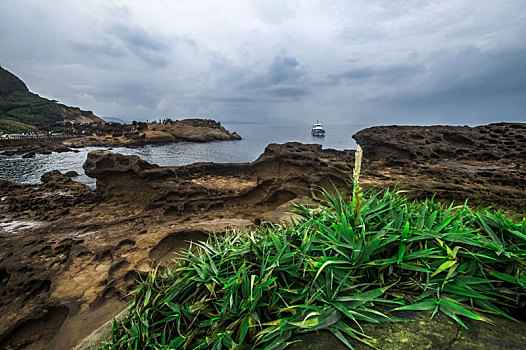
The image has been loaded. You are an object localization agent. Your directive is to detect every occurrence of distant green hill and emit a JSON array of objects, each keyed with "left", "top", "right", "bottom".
[{"left": 0, "top": 66, "right": 102, "bottom": 133}]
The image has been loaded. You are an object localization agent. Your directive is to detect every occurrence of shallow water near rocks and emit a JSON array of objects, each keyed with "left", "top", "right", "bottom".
[{"left": 0, "top": 123, "right": 365, "bottom": 186}]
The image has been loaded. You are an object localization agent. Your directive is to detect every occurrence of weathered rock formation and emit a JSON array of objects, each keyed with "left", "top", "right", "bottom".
[
  {"left": 0, "top": 138, "right": 77, "bottom": 156},
  {"left": 353, "top": 122, "right": 526, "bottom": 164},
  {"left": 354, "top": 122, "right": 526, "bottom": 212},
  {"left": 0, "top": 143, "right": 353, "bottom": 349},
  {"left": 0, "top": 122, "right": 525, "bottom": 349},
  {"left": 0, "top": 119, "right": 242, "bottom": 155},
  {"left": 83, "top": 142, "right": 352, "bottom": 214},
  {"left": 63, "top": 119, "right": 242, "bottom": 148}
]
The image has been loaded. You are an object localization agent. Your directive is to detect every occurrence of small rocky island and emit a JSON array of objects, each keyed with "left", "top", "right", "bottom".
[
  {"left": 0, "top": 122, "right": 525, "bottom": 349},
  {"left": 0, "top": 118, "right": 241, "bottom": 156}
]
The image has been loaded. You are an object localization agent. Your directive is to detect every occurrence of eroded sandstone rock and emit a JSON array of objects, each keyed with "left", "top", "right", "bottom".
[
  {"left": 353, "top": 122, "right": 526, "bottom": 211},
  {"left": 353, "top": 122, "right": 526, "bottom": 165},
  {"left": 0, "top": 123, "right": 525, "bottom": 349}
]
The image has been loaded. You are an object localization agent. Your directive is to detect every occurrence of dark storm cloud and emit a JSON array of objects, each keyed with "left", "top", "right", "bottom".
[
  {"left": 197, "top": 54, "right": 312, "bottom": 121},
  {"left": 87, "top": 80, "right": 160, "bottom": 108},
  {"left": 329, "top": 64, "right": 424, "bottom": 85},
  {"left": 109, "top": 23, "right": 170, "bottom": 67},
  {"left": 66, "top": 4, "right": 171, "bottom": 68},
  {"left": 0, "top": 0, "right": 524, "bottom": 124},
  {"left": 112, "top": 24, "right": 165, "bottom": 52},
  {"left": 69, "top": 25, "right": 171, "bottom": 69},
  {"left": 69, "top": 40, "right": 128, "bottom": 71},
  {"left": 268, "top": 56, "right": 306, "bottom": 85},
  {"left": 233, "top": 54, "right": 311, "bottom": 100},
  {"left": 437, "top": 46, "right": 526, "bottom": 98},
  {"left": 71, "top": 40, "right": 126, "bottom": 60},
  {"left": 384, "top": 45, "right": 526, "bottom": 107}
]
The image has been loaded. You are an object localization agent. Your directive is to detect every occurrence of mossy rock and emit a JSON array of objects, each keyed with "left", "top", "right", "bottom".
[{"left": 289, "top": 311, "right": 526, "bottom": 350}]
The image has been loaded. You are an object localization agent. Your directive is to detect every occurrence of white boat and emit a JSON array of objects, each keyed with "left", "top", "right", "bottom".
[{"left": 311, "top": 120, "right": 325, "bottom": 137}]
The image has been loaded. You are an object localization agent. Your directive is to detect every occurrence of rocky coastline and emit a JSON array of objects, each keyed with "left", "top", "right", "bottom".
[
  {"left": 0, "top": 122, "right": 525, "bottom": 349},
  {"left": 0, "top": 118, "right": 241, "bottom": 156}
]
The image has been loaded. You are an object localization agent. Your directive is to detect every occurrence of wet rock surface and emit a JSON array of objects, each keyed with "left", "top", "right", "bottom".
[{"left": 0, "top": 122, "right": 525, "bottom": 349}]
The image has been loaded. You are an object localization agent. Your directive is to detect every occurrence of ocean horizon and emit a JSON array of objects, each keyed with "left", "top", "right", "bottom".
[{"left": 0, "top": 123, "right": 367, "bottom": 185}]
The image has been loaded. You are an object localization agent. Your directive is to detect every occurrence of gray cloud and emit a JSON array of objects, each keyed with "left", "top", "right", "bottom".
[
  {"left": 212, "top": 54, "right": 312, "bottom": 105},
  {"left": 0, "top": 0, "right": 524, "bottom": 125},
  {"left": 266, "top": 86, "right": 310, "bottom": 98},
  {"left": 268, "top": 55, "right": 306, "bottom": 85},
  {"left": 235, "top": 54, "right": 309, "bottom": 91},
  {"left": 328, "top": 64, "right": 424, "bottom": 85},
  {"left": 109, "top": 23, "right": 171, "bottom": 67},
  {"left": 69, "top": 21, "right": 172, "bottom": 69},
  {"left": 380, "top": 45, "right": 526, "bottom": 108}
]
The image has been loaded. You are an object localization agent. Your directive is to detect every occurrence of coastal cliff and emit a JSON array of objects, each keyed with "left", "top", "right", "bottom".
[{"left": 0, "top": 66, "right": 102, "bottom": 132}]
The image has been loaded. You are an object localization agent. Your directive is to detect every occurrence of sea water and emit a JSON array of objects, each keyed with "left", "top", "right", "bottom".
[{"left": 0, "top": 123, "right": 367, "bottom": 186}]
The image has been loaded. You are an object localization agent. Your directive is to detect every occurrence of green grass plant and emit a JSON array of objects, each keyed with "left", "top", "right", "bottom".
[
  {"left": 100, "top": 195, "right": 525, "bottom": 349},
  {"left": 99, "top": 150, "right": 526, "bottom": 349}
]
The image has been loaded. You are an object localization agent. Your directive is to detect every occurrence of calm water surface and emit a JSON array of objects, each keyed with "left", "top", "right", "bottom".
[{"left": 0, "top": 124, "right": 368, "bottom": 186}]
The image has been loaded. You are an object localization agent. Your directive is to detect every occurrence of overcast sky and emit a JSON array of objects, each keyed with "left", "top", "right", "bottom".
[{"left": 0, "top": 0, "right": 525, "bottom": 125}]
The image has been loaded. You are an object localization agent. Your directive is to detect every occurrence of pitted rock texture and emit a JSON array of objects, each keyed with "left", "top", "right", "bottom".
[
  {"left": 0, "top": 123, "right": 525, "bottom": 349},
  {"left": 354, "top": 122, "right": 526, "bottom": 211},
  {"left": 83, "top": 150, "right": 159, "bottom": 177},
  {"left": 289, "top": 310, "right": 526, "bottom": 350},
  {"left": 0, "top": 171, "right": 94, "bottom": 221},
  {"left": 83, "top": 142, "right": 354, "bottom": 214},
  {"left": 0, "top": 143, "right": 354, "bottom": 349},
  {"left": 353, "top": 122, "right": 526, "bottom": 164}
]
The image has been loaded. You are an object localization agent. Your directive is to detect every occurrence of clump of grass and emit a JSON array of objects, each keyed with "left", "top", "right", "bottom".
[
  {"left": 100, "top": 195, "right": 526, "bottom": 349},
  {"left": 99, "top": 153, "right": 526, "bottom": 349}
]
